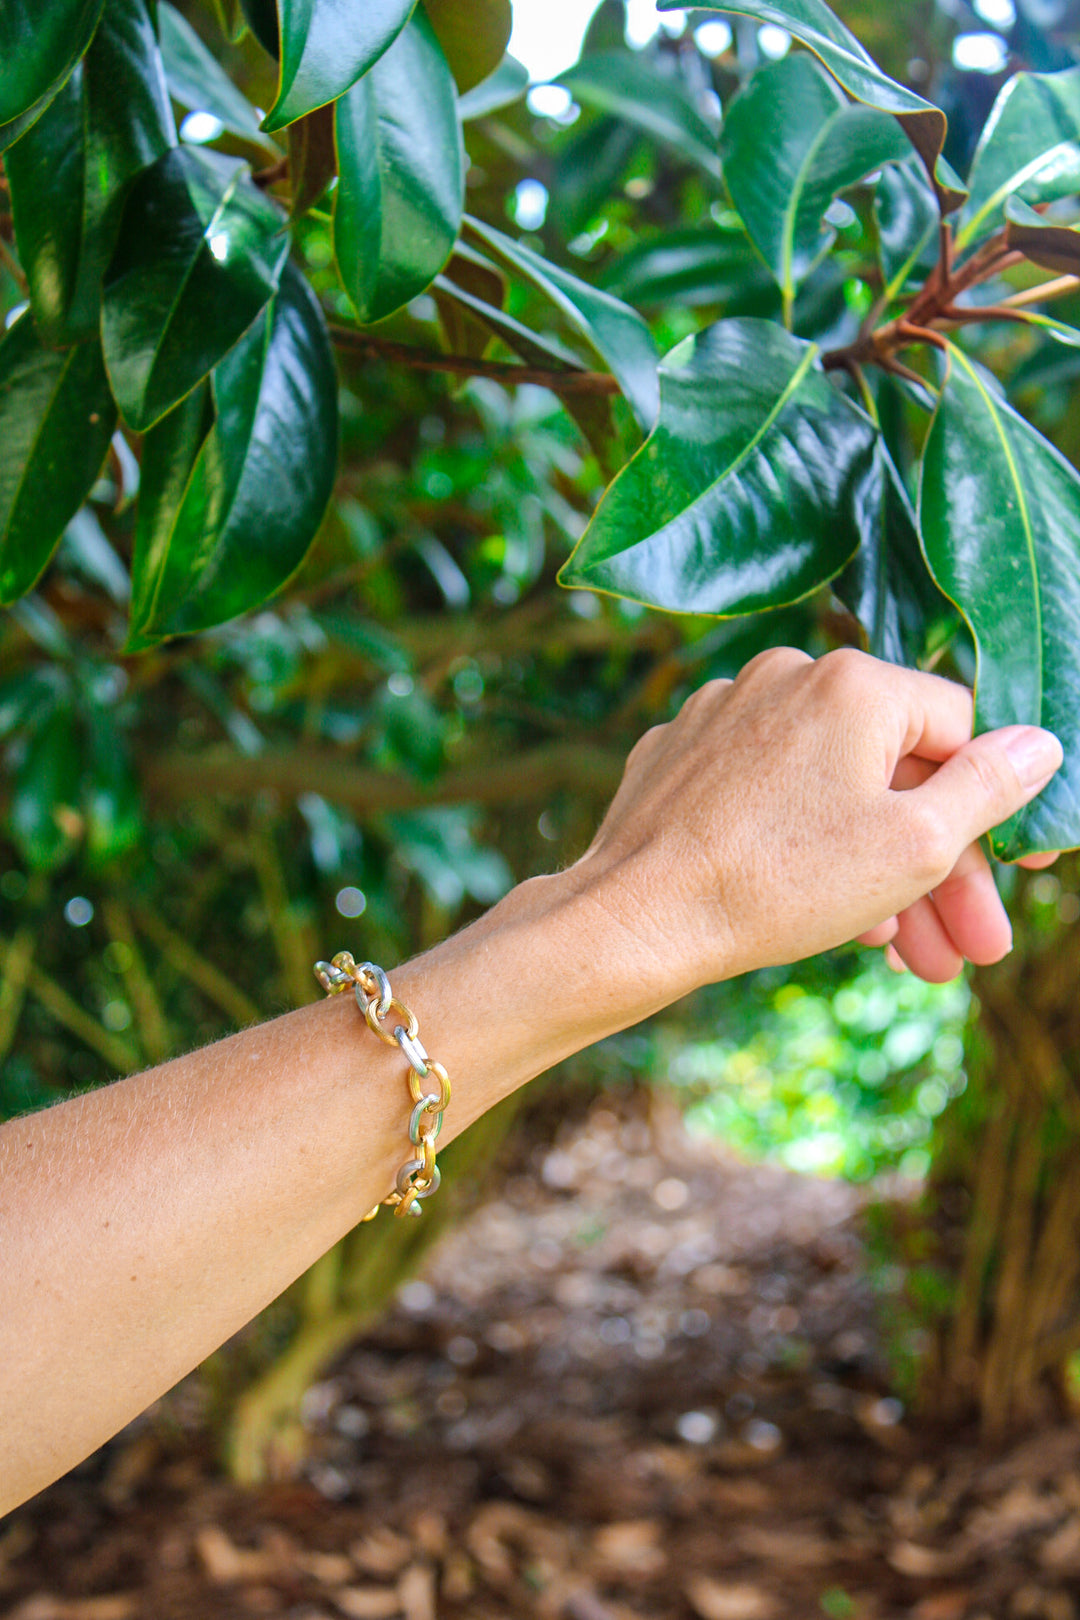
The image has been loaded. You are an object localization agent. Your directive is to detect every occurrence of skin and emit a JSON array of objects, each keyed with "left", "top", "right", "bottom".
[{"left": 0, "top": 648, "right": 1064, "bottom": 1516}]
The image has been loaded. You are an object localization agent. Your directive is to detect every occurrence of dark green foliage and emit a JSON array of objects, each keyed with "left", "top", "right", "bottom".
[
  {"left": 101, "top": 146, "right": 289, "bottom": 431},
  {"left": 5, "top": 0, "right": 175, "bottom": 344},
  {"left": 560, "top": 319, "right": 876, "bottom": 614},
  {"left": 333, "top": 10, "right": 464, "bottom": 324},
  {"left": 0, "top": 318, "right": 117, "bottom": 604}
]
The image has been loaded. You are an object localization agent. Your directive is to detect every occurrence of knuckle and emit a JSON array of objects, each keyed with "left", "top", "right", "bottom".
[
  {"left": 813, "top": 646, "right": 872, "bottom": 694},
  {"left": 738, "top": 646, "right": 812, "bottom": 683}
]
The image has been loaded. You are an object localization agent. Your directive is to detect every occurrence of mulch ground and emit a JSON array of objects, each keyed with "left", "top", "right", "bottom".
[{"left": 4, "top": 1095, "right": 1080, "bottom": 1620}]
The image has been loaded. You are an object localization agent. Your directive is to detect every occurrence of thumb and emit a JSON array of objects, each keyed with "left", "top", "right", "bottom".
[{"left": 905, "top": 724, "right": 1064, "bottom": 854}]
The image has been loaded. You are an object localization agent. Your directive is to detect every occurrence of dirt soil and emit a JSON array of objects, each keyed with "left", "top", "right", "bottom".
[{"left": 4, "top": 1096, "right": 1080, "bottom": 1620}]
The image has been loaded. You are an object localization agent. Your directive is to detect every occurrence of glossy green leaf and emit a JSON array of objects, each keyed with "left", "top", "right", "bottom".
[
  {"left": 9, "top": 701, "right": 81, "bottom": 873},
  {"left": 1004, "top": 194, "right": 1080, "bottom": 274},
  {"left": 102, "top": 145, "right": 288, "bottom": 431},
  {"left": 465, "top": 216, "right": 660, "bottom": 429},
  {"left": 239, "top": 0, "right": 278, "bottom": 56},
  {"left": 721, "top": 53, "right": 912, "bottom": 313},
  {"left": 457, "top": 53, "right": 529, "bottom": 121},
  {"left": 6, "top": 0, "right": 175, "bottom": 346},
  {"left": 874, "top": 153, "right": 940, "bottom": 299},
  {"left": 833, "top": 439, "right": 950, "bottom": 664},
  {"left": 600, "top": 224, "right": 778, "bottom": 311},
  {"left": 0, "top": 316, "right": 117, "bottom": 604},
  {"left": 1013, "top": 311, "right": 1080, "bottom": 349},
  {"left": 127, "top": 264, "right": 338, "bottom": 648},
  {"left": 430, "top": 266, "right": 630, "bottom": 468},
  {"left": 665, "top": 0, "right": 963, "bottom": 211},
  {"left": 559, "top": 317, "right": 876, "bottom": 614},
  {"left": 560, "top": 49, "right": 721, "bottom": 177},
  {"left": 422, "top": 0, "right": 511, "bottom": 93},
  {"left": 262, "top": 0, "right": 414, "bottom": 132},
  {"left": 334, "top": 10, "right": 463, "bottom": 324},
  {"left": 287, "top": 103, "right": 337, "bottom": 218},
  {"left": 919, "top": 342, "right": 1080, "bottom": 858},
  {"left": 956, "top": 67, "right": 1080, "bottom": 251},
  {"left": 157, "top": 1, "right": 278, "bottom": 152},
  {"left": 0, "top": 0, "right": 106, "bottom": 146}
]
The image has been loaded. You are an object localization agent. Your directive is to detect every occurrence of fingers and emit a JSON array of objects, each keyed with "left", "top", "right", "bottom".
[
  {"left": 1015, "top": 850, "right": 1060, "bottom": 870},
  {"left": 898, "top": 725, "right": 1063, "bottom": 866},
  {"left": 857, "top": 917, "right": 899, "bottom": 947},
  {"left": 891, "top": 896, "right": 965, "bottom": 982},
  {"left": 928, "top": 840, "right": 1012, "bottom": 965}
]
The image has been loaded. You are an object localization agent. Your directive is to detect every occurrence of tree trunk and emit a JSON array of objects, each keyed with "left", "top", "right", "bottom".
[{"left": 917, "top": 864, "right": 1080, "bottom": 1438}]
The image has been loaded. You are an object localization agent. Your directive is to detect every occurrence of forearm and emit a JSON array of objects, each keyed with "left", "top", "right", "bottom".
[{"left": 0, "top": 869, "right": 662, "bottom": 1514}]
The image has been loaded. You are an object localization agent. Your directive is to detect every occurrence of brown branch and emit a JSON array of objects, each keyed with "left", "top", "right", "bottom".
[
  {"left": 141, "top": 741, "right": 627, "bottom": 817},
  {"left": 252, "top": 156, "right": 288, "bottom": 189},
  {"left": 329, "top": 325, "right": 620, "bottom": 396}
]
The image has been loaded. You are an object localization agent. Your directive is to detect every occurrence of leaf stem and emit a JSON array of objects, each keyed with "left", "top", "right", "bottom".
[
  {"left": 997, "top": 274, "right": 1080, "bottom": 311},
  {"left": 329, "top": 325, "right": 620, "bottom": 395}
]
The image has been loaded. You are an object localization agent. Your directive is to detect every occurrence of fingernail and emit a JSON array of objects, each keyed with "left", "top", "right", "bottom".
[{"left": 1001, "top": 726, "right": 1064, "bottom": 790}]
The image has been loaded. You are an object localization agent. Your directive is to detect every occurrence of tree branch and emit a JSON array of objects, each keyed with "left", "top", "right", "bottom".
[
  {"left": 329, "top": 325, "right": 620, "bottom": 396},
  {"left": 141, "top": 741, "right": 627, "bottom": 817}
]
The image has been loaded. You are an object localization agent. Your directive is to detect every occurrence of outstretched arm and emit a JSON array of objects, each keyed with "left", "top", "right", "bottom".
[{"left": 0, "top": 649, "right": 1062, "bottom": 1514}]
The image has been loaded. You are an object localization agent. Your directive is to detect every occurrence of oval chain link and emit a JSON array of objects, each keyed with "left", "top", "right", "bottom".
[{"left": 314, "top": 953, "right": 448, "bottom": 1220}]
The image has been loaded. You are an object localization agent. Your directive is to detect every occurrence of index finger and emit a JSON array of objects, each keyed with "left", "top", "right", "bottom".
[{"left": 889, "top": 665, "right": 974, "bottom": 765}]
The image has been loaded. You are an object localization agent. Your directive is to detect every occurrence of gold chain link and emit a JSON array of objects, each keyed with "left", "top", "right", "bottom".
[{"left": 313, "top": 952, "right": 448, "bottom": 1220}]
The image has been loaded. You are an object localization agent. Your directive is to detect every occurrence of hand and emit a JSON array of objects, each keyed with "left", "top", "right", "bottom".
[{"left": 570, "top": 647, "right": 1064, "bottom": 994}]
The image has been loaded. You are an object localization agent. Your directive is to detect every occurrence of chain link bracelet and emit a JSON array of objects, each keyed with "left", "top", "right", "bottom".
[{"left": 313, "top": 952, "right": 451, "bottom": 1221}]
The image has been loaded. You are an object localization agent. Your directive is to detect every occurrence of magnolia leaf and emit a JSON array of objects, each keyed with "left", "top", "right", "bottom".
[
  {"left": 262, "top": 0, "right": 414, "bottom": 132},
  {"left": 957, "top": 66, "right": 1080, "bottom": 250},
  {"left": 465, "top": 216, "right": 660, "bottom": 430},
  {"left": 287, "top": 102, "right": 336, "bottom": 217},
  {"left": 6, "top": 0, "right": 175, "bottom": 346},
  {"left": 559, "top": 317, "right": 876, "bottom": 614},
  {"left": 158, "top": 1, "right": 279, "bottom": 151},
  {"left": 334, "top": 10, "right": 463, "bottom": 324},
  {"left": 560, "top": 49, "right": 721, "bottom": 177},
  {"left": 0, "top": 316, "right": 117, "bottom": 605},
  {"left": 721, "top": 52, "right": 911, "bottom": 312},
  {"left": 919, "top": 342, "right": 1080, "bottom": 858},
  {"left": 127, "top": 264, "right": 337, "bottom": 648},
  {"left": 102, "top": 145, "right": 288, "bottom": 431},
  {"left": 833, "top": 438, "right": 951, "bottom": 664},
  {"left": 431, "top": 267, "right": 630, "bottom": 469},
  {"left": 1005, "top": 193, "right": 1080, "bottom": 274},
  {"left": 0, "top": 0, "right": 107, "bottom": 149},
  {"left": 422, "top": 0, "right": 511, "bottom": 93},
  {"left": 875, "top": 153, "right": 939, "bottom": 298},
  {"left": 664, "top": 0, "right": 962, "bottom": 209}
]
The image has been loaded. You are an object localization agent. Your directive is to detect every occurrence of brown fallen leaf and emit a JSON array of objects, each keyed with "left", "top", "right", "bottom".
[
  {"left": 300, "top": 1551, "right": 355, "bottom": 1587},
  {"left": 333, "top": 1588, "right": 402, "bottom": 1620},
  {"left": 349, "top": 1530, "right": 413, "bottom": 1579},
  {"left": 6, "top": 1600, "right": 139, "bottom": 1620},
  {"left": 195, "top": 1524, "right": 291, "bottom": 1583},
  {"left": 738, "top": 1525, "right": 831, "bottom": 1567},
  {"left": 397, "top": 1564, "right": 436, "bottom": 1620},
  {"left": 1040, "top": 1515, "right": 1080, "bottom": 1572},
  {"left": 685, "top": 1575, "right": 777, "bottom": 1620},
  {"left": 912, "top": 1591, "right": 976, "bottom": 1620},
  {"left": 887, "top": 1542, "right": 961, "bottom": 1578},
  {"left": 590, "top": 1518, "right": 666, "bottom": 1578}
]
